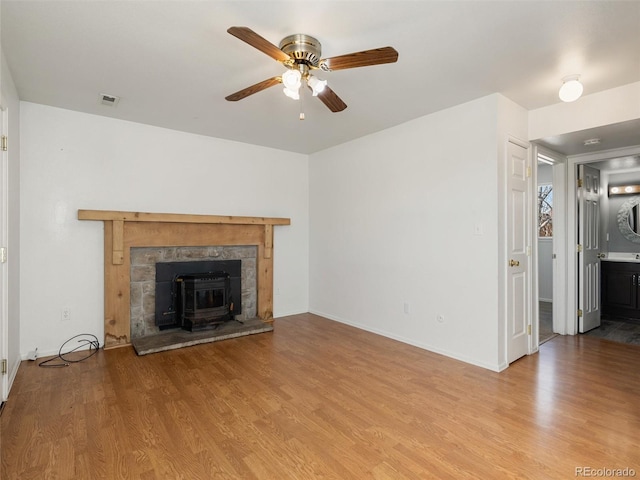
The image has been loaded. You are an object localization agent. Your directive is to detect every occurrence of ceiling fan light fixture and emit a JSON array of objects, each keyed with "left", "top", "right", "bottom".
[
  {"left": 308, "top": 75, "right": 327, "bottom": 96},
  {"left": 282, "top": 69, "right": 302, "bottom": 90},
  {"left": 283, "top": 86, "right": 300, "bottom": 100},
  {"left": 559, "top": 75, "right": 583, "bottom": 102}
]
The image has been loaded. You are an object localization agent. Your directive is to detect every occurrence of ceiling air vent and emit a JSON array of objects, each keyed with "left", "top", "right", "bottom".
[{"left": 100, "top": 93, "right": 120, "bottom": 107}]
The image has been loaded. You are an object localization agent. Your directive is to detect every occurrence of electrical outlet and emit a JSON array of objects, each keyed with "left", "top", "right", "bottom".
[
  {"left": 403, "top": 302, "right": 410, "bottom": 314},
  {"left": 61, "top": 307, "right": 71, "bottom": 322}
]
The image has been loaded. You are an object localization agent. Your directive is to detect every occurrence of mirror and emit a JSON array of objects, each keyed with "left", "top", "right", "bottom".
[
  {"left": 630, "top": 205, "right": 640, "bottom": 234},
  {"left": 617, "top": 196, "right": 640, "bottom": 244}
]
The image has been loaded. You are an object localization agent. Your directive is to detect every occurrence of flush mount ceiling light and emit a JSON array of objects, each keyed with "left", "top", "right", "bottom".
[{"left": 558, "top": 75, "right": 583, "bottom": 102}]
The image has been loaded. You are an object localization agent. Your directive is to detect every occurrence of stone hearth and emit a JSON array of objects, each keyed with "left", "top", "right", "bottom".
[{"left": 131, "top": 318, "right": 273, "bottom": 355}]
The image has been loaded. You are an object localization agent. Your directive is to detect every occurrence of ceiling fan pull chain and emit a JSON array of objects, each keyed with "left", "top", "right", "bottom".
[{"left": 299, "top": 90, "right": 305, "bottom": 120}]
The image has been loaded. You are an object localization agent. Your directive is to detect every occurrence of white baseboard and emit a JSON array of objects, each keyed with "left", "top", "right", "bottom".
[
  {"left": 308, "top": 309, "right": 505, "bottom": 372},
  {"left": 20, "top": 348, "right": 60, "bottom": 361}
]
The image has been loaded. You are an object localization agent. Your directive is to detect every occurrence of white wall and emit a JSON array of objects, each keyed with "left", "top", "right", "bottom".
[
  {"left": 309, "top": 94, "right": 520, "bottom": 371},
  {"left": 529, "top": 81, "right": 640, "bottom": 141},
  {"left": 1, "top": 50, "right": 21, "bottom": 394},
  {"left": 20, "top": 102, "right": 309, "bottom": 356}
]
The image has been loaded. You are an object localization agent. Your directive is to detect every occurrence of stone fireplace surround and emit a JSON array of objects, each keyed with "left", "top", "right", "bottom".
[
  {"left": 78, "top": 210, "right": 290, "bottom": 349},
  {"left": 130, "top": 245, "right": 257, "bottom": 339}
]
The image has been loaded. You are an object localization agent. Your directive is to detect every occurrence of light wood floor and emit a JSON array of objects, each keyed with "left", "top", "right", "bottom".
[{"left": 2, "top": 313, "right": 639, "bottom": 479}]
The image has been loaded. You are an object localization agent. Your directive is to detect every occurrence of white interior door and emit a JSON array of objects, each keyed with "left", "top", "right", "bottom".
[
  {"left": 507, "top": 141, "right": 530, "bottom": 363},
  {"left": 578, "top": 164, "right": 601, "bottom": 333},
  {"left": 0, "top": 105, "right": 6, "bottom": 402}
]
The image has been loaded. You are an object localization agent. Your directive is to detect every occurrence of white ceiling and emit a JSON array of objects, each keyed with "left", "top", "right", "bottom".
[
  {"left": 537, "top": 118, "right": 640, "bottom": 156},
  {"left": 2, "top": 1, "right": 639, "bottom": 155}
]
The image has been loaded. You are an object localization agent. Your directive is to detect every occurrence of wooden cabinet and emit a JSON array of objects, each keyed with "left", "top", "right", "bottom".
[{"left": 601, "top": 261, "right": 640, "bottom": 318}]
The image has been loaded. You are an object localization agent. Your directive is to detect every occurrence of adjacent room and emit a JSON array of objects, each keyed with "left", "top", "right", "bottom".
[{"left": 1, "top": 1, "right": 639, "bottom": 478}]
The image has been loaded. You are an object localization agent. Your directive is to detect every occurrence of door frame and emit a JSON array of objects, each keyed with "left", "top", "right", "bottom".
[{"left": 566, "top": 145, "right": 640, "bottom": 335}]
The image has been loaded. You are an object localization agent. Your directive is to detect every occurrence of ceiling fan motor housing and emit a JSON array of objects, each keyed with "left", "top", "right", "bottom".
[{"left": 279, "top": 34, "right": 322, "bottom": 68}]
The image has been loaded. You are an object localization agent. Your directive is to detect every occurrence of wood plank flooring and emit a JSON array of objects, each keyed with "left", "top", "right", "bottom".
[{"left": 2, "top": 313, "right": 639, "bottom": 479}]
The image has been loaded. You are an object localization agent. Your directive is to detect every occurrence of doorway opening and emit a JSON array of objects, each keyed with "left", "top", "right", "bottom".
[
  {"left": 566, "top": 145, "right": 640, "bottom": 342},
  {"left": 572, "top": 150, "right": 640, "bottom": 345},
  {"left": 532, "top": 145, "right": 567, "bottom": 350},
  {"left": 532, "top": 119, "right": 640, "bottom": 349},
  {"left": 537, "top": 153, "right": 557, "bottom": 344}
]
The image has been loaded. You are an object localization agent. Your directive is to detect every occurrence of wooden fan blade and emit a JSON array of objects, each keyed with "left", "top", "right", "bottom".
[
  {"left": 314, "top": 86, "right": 347, "bottom": 112},
  {"left": 227, "top": 26, "right": 291, "bottom": 63},
  {"left": 321, "top": 46, "right": 398, "bottom": 71},
  {"left": 226, "top": 77, "right": 282, "bottom": 101}
]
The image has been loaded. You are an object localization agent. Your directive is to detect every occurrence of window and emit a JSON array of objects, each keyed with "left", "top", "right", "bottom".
[{"left": 538, "top": 184, "right": 553, "bottom": 237}]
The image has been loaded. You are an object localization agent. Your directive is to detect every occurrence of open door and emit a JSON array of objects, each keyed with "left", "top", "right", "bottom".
[
  {"left": 578, "top": 164, "right": 601, "bottom": 332},
  {"left": 507, "top": 140, "right": 530, "bottom": 363}
]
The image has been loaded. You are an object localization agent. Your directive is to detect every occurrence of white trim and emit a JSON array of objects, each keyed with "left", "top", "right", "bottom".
[
  {"left": 570, "top": 145, "right": 640, "bottom": 164},
  {"left": 19, "top": 349, "right": 58, "bottom": 361},
  {"left": 508, "top": 136, "right": 530, "bottom": 150},
  {"left": 309, "top": 309, "right": 508, "bottom": 372},
  {"left": 536, "top": 144, "right": 564, "bottom": 162},
  {"left": 552, "top": 156, "right": 568, "bottom": 335},
  {"left": 530, "top": 145, "right": 540, "bottom": 354}
]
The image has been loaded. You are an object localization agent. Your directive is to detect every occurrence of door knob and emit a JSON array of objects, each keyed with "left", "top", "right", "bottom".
[{"left": 509, "top": 259, "right": 520, "bottom": 267}]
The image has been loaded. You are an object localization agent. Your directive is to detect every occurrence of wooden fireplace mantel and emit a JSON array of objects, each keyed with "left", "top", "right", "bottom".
[{"left": 78, "top": 210, "right": 291, "bottom": 349}]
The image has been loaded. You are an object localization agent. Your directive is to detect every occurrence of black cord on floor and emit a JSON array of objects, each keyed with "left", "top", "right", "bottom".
[{"left": 38, "top": 334, "right": 101, "bottom": 368}]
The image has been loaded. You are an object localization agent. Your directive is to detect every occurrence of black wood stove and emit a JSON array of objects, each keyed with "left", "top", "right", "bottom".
[{"left": 155, "top": 260, "right": 242, "bottom": 331}]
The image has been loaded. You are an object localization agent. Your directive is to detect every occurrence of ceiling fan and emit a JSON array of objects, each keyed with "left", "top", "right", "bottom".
[{"left": 225, "top": 26, "right": 399, "bottom": 116}]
